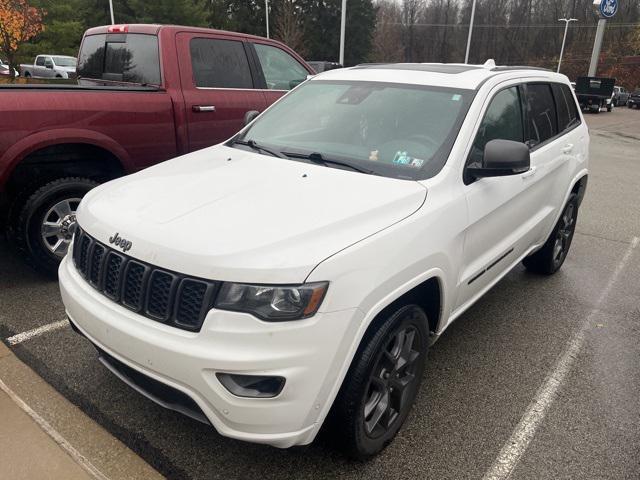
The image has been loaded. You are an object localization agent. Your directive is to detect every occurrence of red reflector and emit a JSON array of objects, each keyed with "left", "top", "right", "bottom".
[{"left": 107, "top": 24, "right": 129, "bottom": 33}]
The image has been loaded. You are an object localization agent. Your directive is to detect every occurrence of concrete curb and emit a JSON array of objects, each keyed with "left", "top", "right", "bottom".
[{"left": 0, "top": 340, "right": 164, "bottom": 480}]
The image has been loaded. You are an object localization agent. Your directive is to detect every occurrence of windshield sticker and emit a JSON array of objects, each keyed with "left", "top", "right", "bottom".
[
  {"left": 393, "top": 151, "right": 411, "bottom": 165},
  {"left": 452, "top": 94, "right": 462, "bottom": 101},
  {"left": 369, "top": 150, "right": 379, "bottom": 161},
  {"left": 392, "top": 151, "right": 424, "bottom": 168}
]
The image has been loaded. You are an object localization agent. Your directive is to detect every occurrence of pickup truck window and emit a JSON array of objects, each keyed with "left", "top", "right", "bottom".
[
  {"left": 190, "top": 38, "right": 253, "bottom": 89},
  {"left": 525, "top": 83, "right": 558, "bottom": 146},
  {"left": 44, "top": 57, "right": 53, "bottom": 68},
  {"left": 78, "top": 33, "right": 160, "bottom": 85},
  {"left": 469, "top": 86, "right": 523, "bottom": 165},
  {"left": 52, "top": 56, "right": 76, "bottom": 67},
  {"left": 35, "top": 56, "right": 45, "bottom": 66},
  {"left": 254, "top": 43, "right": 308, "bottom": 90}
]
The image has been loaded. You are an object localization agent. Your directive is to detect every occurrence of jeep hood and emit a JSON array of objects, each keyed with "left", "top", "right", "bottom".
[{"left": 78, "top": 146, "right": 427, "bottom": 283}]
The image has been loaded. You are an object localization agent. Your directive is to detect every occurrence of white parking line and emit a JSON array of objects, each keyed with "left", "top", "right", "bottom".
[
  {"left": 6, "top": 319, "right": 69, "bottom": 346},
  {"left": 483, "top": 236, "right": 639, "bottom": 480},
  {"left": 0, "top": 376, "right": 110, "bottom": 480}
]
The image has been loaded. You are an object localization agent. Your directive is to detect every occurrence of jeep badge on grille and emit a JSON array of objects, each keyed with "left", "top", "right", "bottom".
[{"left": 109, "top": 233, "right": 132, "bottom": 252}]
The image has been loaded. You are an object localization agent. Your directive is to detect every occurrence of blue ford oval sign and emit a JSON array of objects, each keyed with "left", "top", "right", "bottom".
[{"left": 598, "top": 0, "right": 618, "bottom": 18}]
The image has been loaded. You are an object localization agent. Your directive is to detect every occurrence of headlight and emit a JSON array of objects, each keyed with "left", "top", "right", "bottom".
[{"left": 214, "top": 281, "right": 328, "bottom": 321}]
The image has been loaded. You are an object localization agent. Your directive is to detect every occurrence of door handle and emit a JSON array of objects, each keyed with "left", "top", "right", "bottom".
[
  {"left": 192, "top": 105, "right": 216, "bottom": 112},
  {"left": 561, "top": 143, "right": 574, "bottom": 154},
  {"left": 521, "top": 166, "right": 537, "bottom": 179}
]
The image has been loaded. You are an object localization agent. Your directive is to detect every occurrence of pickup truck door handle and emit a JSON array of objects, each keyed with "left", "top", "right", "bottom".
[
  {"left": 192, "top": 105, "right": 216, "bottom": 112},
  {"left": 561, "top": 143, "right": 574, "bottom": 154},
  {"left": 521, "top": 166, "right": 537, "bottom": 179}
]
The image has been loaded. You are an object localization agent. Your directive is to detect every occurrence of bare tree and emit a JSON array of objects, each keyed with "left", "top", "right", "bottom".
[
  {"left": 274, "top": 0, "right": 307, "bottom": 57},
  {"left": 371, "top": 0, "right": 404, "bottom": 62}
]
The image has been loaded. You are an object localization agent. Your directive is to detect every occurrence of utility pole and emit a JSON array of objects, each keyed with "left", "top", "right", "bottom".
[
  {"left": 265, "top": 0, "right": 270, "bottom": 38},
  {"left": 339, "top": 0, "right": 347, "bottom": 65},
  {"left": 109, "top": 0, "right": 115, "bottom": 25},
  {"left": 557, "top": 18, "right": 577, "bottom": 73},
  {"left": 464, "top": 0, "right": 477, "bottom": 64},
  {"left": 588, "top": 19, "right": 606, "bottom": 76},
  {"left": 588, "top": 0, "right": 618, "bottom": 76}
]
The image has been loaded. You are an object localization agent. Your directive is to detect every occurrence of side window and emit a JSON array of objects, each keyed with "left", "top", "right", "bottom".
[
  {"left": 469, "top": 86, "right": 523, "bottom": 165},
  {"left": 561, "top": 84, "right": 580, "bottom": 126},
  {"left": 253, "top": 43, "right": 308, "bottom": 90},
  {"left": 525, "top": 84, "right": 558, "bottom": 146},
  {"left": 190, "top": 38, "right": 253, "bottom": 89},
  {"left": 35, "top": 56, "right": 44, "bottom": 66},
  {"left": 44, "top": 57, "right": 53, "bottom": 67},
  {"left": 551, "top": 83, "right": 570, "bottom": 132},
  {"left": 552, "top": 83, "right": 580, "bottom": 132}
]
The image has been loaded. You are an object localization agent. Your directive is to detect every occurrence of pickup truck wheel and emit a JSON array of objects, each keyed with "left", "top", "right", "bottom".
[
  {"left": 523, "top": 193, "right": 578, "bottom": 275},
  {"left": 329, "top": 305, "right": 428, "bottom": 459},
  {"left": 10, "top": 177, "right": 98, "bottom": 277}
]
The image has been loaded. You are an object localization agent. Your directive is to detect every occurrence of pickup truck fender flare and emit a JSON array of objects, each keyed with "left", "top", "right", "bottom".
[{"left": 0, "top": 128, "right": 131, "bottom": 189}]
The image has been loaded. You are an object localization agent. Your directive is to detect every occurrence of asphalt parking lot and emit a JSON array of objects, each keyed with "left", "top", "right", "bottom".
[{"left": 1, "top": 107, "right": 639, "bottom": 480}]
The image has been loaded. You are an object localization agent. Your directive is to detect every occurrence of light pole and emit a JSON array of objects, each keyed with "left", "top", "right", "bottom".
[
  {"left": 265, "top": 0, "right": 270, "bottom": 38},
  {"left": 109, "top": 0, "right": 115, "bottom": 24},
  {"left": 339, "top": 0, "right": 347, "bottom": 65},
  {"left": 464, "top": 0, "right": 477, "bottom": 64},
  {"left": 557, "top": 18, "right": 577, "bottom": 73}
]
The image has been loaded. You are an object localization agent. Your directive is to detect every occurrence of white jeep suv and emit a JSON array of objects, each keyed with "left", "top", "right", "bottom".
[{"left": 59, "top": 62, "right": 588, "bottom": 458}]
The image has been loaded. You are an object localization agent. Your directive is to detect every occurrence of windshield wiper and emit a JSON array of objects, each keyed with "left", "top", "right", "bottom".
[
  {"left": 281, "top": 151, "right": 376, "bottom": 175},
  {"left": 230, "top": 138, "right": 288, "bottom": 159}
]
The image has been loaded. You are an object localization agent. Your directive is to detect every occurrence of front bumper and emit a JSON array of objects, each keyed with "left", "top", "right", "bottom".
[{"left": 59, "top": 255, "right": 361, "bottom": 448}]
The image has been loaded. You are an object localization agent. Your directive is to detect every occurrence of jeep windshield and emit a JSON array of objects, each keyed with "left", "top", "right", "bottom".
[{"left": 232, "top": 80, "right": 474, "bottom": 180}]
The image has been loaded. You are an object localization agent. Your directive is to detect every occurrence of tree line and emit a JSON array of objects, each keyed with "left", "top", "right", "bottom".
[{"left": 2, "top": 0, "right": 639, "bottom": 88}]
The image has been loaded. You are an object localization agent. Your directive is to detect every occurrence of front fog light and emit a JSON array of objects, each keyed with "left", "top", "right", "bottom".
[
  {"left": 215, "top": 281, "right": 328, "bottom": 321},
  {"left": 217, "top": 373, "right": 285, "bottom": 398}
]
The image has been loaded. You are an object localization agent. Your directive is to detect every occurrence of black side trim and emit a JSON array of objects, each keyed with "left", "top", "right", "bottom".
[{"left": 468, "top": 248, "right": 514, "bottom": 285}]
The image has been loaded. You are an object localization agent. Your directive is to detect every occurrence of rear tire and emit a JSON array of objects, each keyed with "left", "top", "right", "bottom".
[
  {"left": 7, "top": 177, "right": 98, "bottom": 277},
  {"left": 523, "top": 193, "right": 579, "bottom": 275},
  {"left": 328, "top": 305, "right": 429, "bottom": 459}
]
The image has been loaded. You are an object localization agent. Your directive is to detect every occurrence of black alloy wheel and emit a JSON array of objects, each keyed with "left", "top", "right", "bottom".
[
  {"left": 523, "top": 193, "right": 579, "bottom": 275},
  {"left": 363, "top": 324, "right": 422, "bottom": 438},
  {"left": 328, "top": 304, "right": 429, "bottom": 459}
]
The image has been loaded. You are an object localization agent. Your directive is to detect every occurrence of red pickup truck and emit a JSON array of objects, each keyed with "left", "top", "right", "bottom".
[{"left": 0, "top": 24, "right": 313, "bottom": 275}]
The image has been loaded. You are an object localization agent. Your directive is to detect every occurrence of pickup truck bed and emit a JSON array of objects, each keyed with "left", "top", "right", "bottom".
[{"left": 0, "top": 24, "right": 313, "bottom": 275}]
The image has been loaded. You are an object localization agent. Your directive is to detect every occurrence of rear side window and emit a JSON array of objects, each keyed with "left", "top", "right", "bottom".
[
  {"left": 253, "top": 43, "right": 308, "bottom": 90},
  {"left": 561, "top": 84, "right": 580, "bottom": 126},
  {"left": 35, "top": 56, "right": 44, "bottom": 66},
  {"left": 77, "top": 33, "right": 161, "bottom": 85},
  {"left": 525, "top": 84, "right": 558, "bottom": 146},
  {"left": 190, "top": 38, "right": 253, "bottom": 89},
  {"left": 551, "top": 83, "right": 580, "bottom": 132},
  {"left": 469, "top": 86, "right": 523, "bottom": 164}
]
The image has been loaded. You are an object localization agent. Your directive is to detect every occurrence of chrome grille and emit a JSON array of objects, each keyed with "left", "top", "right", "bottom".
[{"left": 72, "top": 228, "right": 219, "bottom": 331}]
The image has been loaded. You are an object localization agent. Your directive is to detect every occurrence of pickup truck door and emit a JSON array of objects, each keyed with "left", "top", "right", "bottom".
[
  {"left": 43, "top": 56, "right": 55, "bottom": 77},
  {"left": 176, "top": 32, "right": 267, "bottom": 152},
  {"left": 456, "top": 84, "right": 551, "bottom": 311}
]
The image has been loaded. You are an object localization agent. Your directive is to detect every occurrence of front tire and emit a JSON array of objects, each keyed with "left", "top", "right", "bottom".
[
  {"left": 8, "top": 177, "right": 98, "bottom": 276},
  {"left": 328, "top": 305, "right": 429, "bottom": 459},
  {"left": 523, "top": 193, "right": 579, "bottom": 275}
]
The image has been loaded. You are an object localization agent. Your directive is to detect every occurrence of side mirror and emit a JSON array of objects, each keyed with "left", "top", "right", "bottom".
[
  {"left": 244, "top": 110, "right": 260, "bottom": 126},
  {"left": 467, "top": 139, "right": 530, "bottom": 179}
]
